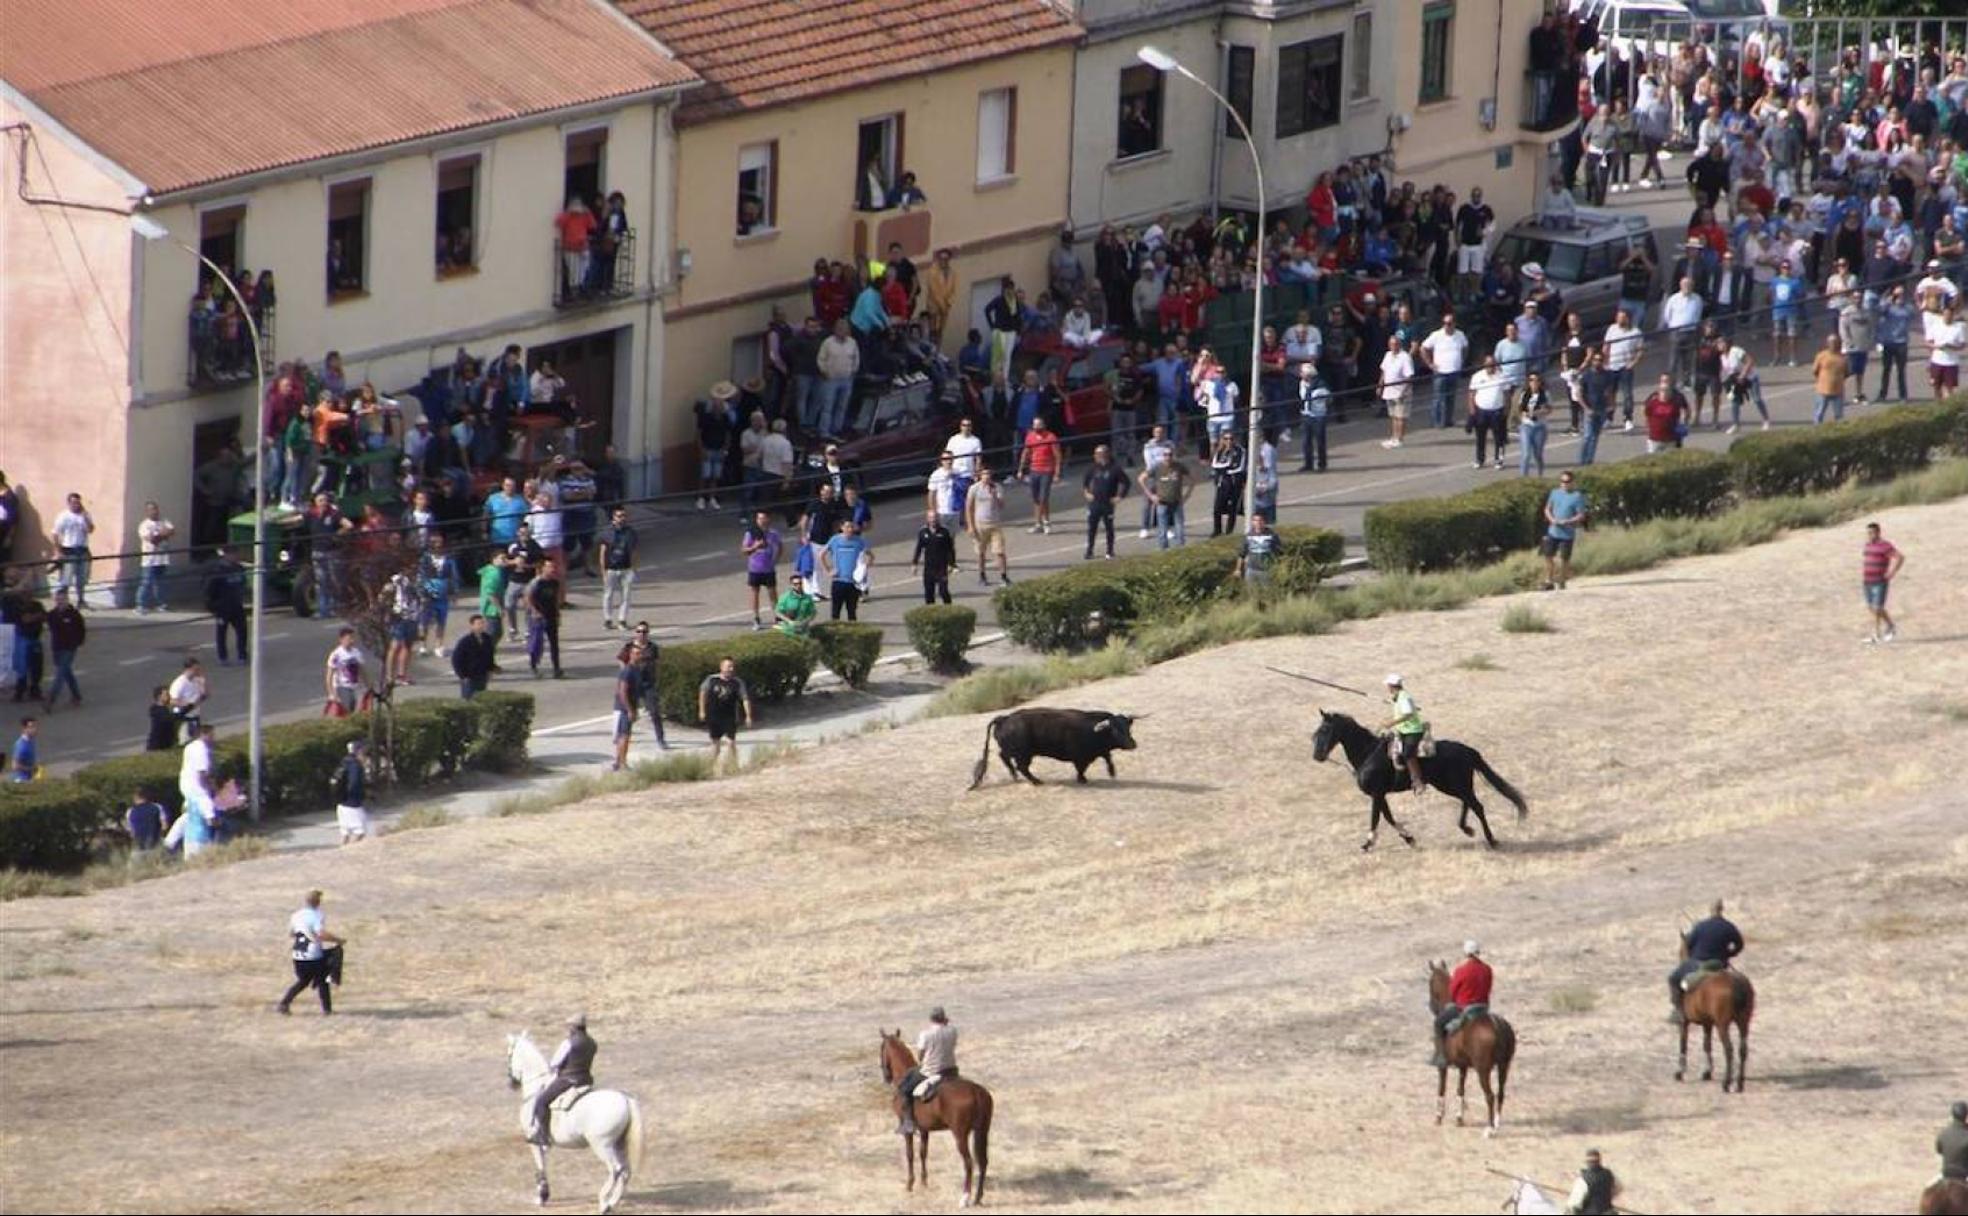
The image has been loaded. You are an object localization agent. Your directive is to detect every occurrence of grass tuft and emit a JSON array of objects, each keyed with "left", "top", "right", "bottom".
[
  {"left": 1548, "top": 984, "right": 1600, "bottom": 1014},
  {"left": 1, "top": 836, "right": 272, "bottom": 902},
  {"left": 1454, "top": 653, "right": 1501, "bottom": 672},
  {"left": 390, "top": 805, "right": 452, "bottom": 834},
  {"left": 1500, "top": 604, "right": 1557, "bottom": 634}
]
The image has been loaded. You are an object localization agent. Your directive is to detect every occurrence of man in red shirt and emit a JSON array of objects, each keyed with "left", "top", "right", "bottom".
[
  {"left": 554, "top": 197, "right": 596, "bottom": 301},
  {"left": 1015, "top": 415, "right": 1062, "bottom": 535},
  {"left": 1432, "top": 940, "right": 1494, "bottom": 1067},
  {"left": 1643, "top": 373, "right": 1688, "bottom": 454},
  {"left": 1860, "top": 521, "right": 1905, "bottom": 644}
]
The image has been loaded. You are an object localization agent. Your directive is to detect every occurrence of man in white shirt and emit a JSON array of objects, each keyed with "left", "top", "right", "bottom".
[
  {"left": 1660, "top": 277, "right": 1706, "bottom": 393},
  {"left": 925, "top": 453, "right": 965, "bottom": 532},
  {"left": 278, "top": 889, "right": 344, "bottom": 1016},
  {"left": 942, "top": 416, "right": 984, "bottom": 510},
  {"left": 167, "top": 656, "right": 208, "bottom": 742},
  {"left": 1137, "top": 423, "right": 1175, "bottom": 537},
  {"left": 1928, "top": 298, "right": 1965, "bottom": 402},
  {"left": 49, "top": 492, "right": 95, "bottom": 607},
  {"left": 1418, "top": 314, "right": 1470, "bottom": 429},
  {"left": 324, "top": 628, "right": 367, "bottom": 716},
  {"left": 136, "top": 501, "right": 176, "bottom": 614},
  {"left": 1915, "top": 259, "right": 1961, "bottom": 319},
  {"left": 176, "top": 722, "right": 218, "bottom": 854},
  {"left": 1466, "top": 355, "right": 1511, "bottom": 469},
  {"left": 1601, "top": 308, "right": 1646, "bottom": 428},
  {"left": 1282, "top": 310, "right": 1323, "bottom": 374}
]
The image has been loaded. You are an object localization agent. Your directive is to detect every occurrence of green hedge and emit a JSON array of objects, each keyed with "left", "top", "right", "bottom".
[
  {"left": 1364, "top": 479, "right": 1553, "bottom": 573},
  {"left": 4, "top": 691, "right": 535, "bottom": 873},
  {"left": 1728, "top": 401, "right": 1964, "bottom": 498},
  {"left": 996, "top": 525, "right": 1344, "bottom": 650},
  {"left": 1577, "top": 449, "right": 1733, "bottom": 527},
  {"left": 905, "top": 604, "right": 977, "bottom": 673},
  {"left": 810, "top": 622, "right": 884, "bottom": 688},
  {"left": 656, "top": 632, "right": 815, "bottom": 726}
]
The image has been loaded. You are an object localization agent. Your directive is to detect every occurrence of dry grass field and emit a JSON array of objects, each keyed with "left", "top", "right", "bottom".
[{"left": 3, "top": 501, "right": 1966, "bottom": 1215}]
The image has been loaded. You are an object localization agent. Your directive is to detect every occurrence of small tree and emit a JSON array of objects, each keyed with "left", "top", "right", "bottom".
[{"left": 331, "top": 534, "right": 421, "bottom": 785}]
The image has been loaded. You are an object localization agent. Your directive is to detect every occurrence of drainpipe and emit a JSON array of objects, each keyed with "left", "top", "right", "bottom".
[
  {"left": 1208, "top": 12, "right": 1228, "bottom": 220},
  {"left": 644, "top": 100, "right": 678, "bottom": 498}
]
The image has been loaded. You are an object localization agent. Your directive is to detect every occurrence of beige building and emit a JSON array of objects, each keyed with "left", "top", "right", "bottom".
[
  {"left": 1067, "top": 0, "right": 1549, "bottom": 237},
  {"left": 614, "top": 0, "right": 1084, "bottom": 485},
  {"left": 1, "top": 0, "right": 696, "bottom": 593}
]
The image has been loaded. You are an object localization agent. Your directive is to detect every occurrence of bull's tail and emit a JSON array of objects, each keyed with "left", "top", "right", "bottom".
[
  {"left": 1472, "top": 751, "right": 1528, "bottom": 820},
  {"left": 969, "top": 717, "right": 1004, "bottom": 790}
]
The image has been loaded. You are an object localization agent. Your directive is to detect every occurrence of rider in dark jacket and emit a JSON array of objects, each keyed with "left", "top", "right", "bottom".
[
  {"left": 1668, "top": 898, "right": 1743, "bottom": 1022},
  {"left": 532, "top": 1014, "right": 598, "bottom": 1144}
]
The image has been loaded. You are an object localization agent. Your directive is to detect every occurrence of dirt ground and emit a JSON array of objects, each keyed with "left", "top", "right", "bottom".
[{"left": 3, "top": 501, "right": 1965, "bottom": 1215}]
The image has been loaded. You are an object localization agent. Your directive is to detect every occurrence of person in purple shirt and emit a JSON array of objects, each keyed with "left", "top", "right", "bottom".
[{"left": 741, "top": 510, "right": 783, "bottom": 631}]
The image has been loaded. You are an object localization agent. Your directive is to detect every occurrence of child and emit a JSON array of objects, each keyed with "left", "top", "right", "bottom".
[{"left": 145, "top": 685, "right": 178, "bottom": 752}]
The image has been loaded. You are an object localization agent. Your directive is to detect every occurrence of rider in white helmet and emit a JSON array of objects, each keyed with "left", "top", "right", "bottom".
[{"left": 1378, "top": 673, "right": 1429, "bottom": 795}]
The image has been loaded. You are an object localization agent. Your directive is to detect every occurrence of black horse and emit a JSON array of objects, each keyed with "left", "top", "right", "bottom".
[{"left": 1310, "top": 710, "right": 1528, "bottom": 852}]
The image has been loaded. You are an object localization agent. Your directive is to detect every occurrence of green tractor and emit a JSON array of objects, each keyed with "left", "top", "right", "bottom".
[{"left": 227, "top": 447, "right": 404, "bottom": 617}]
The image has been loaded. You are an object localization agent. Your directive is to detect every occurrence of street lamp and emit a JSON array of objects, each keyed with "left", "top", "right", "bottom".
[
  {"left": 133, "top": 213, "right": 268, "bottom": 822},
  {"left": 1137, "top": 44, "right": 1266, "bottom": 521}
]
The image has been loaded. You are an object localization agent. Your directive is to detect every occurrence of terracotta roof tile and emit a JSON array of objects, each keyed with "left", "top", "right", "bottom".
[
  {"left": 2, "top": 0, "right": 698, "bottom": 195},
  {"left": 614, "top": 0, "right": 1082, "bottom": 125}
]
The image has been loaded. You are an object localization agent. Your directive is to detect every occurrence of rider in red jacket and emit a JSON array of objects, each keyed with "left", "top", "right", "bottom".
[{"left": 1432, "top": 940, "right": 1494, "bottom": 1067}]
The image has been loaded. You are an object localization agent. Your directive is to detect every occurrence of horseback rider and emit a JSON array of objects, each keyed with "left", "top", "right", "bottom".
[
  {"left": 1564, "top": 1149, "right": 1621, "bottom": 1215},
  {"left": 1378, "top": 674, "right": 1428, "bottom": 796},
  {"left": 897, "top": 1006, "right": 959, "bottom": 1136},
  {"left": 1430, "top": 940, "right": 1492, "bottom": 1068},
  {"left": 530, "top": 1013, "right": 598, "bottom": 1145},
  {"left": 1668, "top": 899, "right": 1743, "bottom": 1023},
  {"left": 1939, "top": 1101, "right": 1968, "bottom": 1183}
]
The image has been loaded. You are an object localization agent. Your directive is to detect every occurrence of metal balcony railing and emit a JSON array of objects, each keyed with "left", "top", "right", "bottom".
[
  {"left": 553, "top": 228, "right": 636, "bottom": 308},
  {"left": 187, "top": 303, "right": 276, "bottom": 389}
]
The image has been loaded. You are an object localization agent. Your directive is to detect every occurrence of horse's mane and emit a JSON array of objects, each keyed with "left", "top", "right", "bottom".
[{"left": 510, "top": 1030, "right": 547, "bottom": 1076}]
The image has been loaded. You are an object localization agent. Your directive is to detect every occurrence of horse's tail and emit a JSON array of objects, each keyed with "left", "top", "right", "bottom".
[
  {"left": 624, "top": 1095, "right": 647, "bottom": 1178},
  {"left": 1472, "top": 751, "right": 1529, "bottom": 819},
  {"left": 969, "top": 717, "right": 1003, "bottom": 790},
  {"left": 1491, "top": 1014, "right": 1517, "bottom": 1074},
  {"left": 1731, "top": 972, "right": 1755, "bottom": 1029},
  {"left": 972, "top": 1085, "right": 993, "bottom": 1179}
]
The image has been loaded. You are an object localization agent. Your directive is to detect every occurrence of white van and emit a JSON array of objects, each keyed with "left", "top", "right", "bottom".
[{"left": 1572, "top": 0, "right": 1787, "bottom": 83}]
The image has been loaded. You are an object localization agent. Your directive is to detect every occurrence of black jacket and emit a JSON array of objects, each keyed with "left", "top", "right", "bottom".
[
  {"left": 451, "top": 631, "right": 496, "bottom": 682},
  {"left": 555, "top": 1029, "right": 597, "bottom": 1085},
  {"left": 912, "top": 525, "right": 957, "bottom": 575}
]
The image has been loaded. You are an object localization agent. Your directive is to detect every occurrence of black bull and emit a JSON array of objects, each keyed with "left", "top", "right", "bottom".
[{"left": 969, "top": 709, "right": 1140, "bottom": 789}]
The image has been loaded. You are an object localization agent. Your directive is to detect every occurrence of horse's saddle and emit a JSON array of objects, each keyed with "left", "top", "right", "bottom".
[
  {"left": 911, "top": 1070, "right": 956, "bottom": 1101},
  {"left": 1680, "top": 960, "right": 1726, "bottom": 992},
  {"left": 1446, "top": 1002, "right": 1491, "bottom": 1034},
  {"left": 548, "top": 1085, "right": 592, "bottom": 1112}
]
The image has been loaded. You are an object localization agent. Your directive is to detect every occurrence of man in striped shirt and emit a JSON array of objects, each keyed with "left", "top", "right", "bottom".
[{"left": 1860, "top": 522, "right": 1904, "bottom": 644}]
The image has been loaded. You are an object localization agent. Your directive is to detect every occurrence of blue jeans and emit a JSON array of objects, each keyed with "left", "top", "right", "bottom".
[
  {"left": 137, "top": 566, "right": 168, "bottom": 611},
  {"left": 1611, "top": 367, "right": 1636, "bottom": 420},
  {"left": 1579, "top": 410, "right": 1606, "bottom": 465},
  {"left": 55, "top": 547, "right": 90, "bottom": 603},
  {"left": 1300, "top": 415, "right": 1328, "bottom": 469},
  {"left": 1206, "top": 416, "right": 1235, "bottom": 444},
  {"left": 1813, "top": 393, "right": 1845, "bottom": 424},
  {"left": 1727, "top": 375, "right": 1768, "bottom": 426},
  {"left": 792, "top": 374, "right": 818, "bottom": 429},
  {"left": 1430, "top": 372, "right": 1460, "bottom": 428},
  {"left": 49, "top": 649, "right": 80, "bottom": 703},
  {"left": 283, "top": 448, "right": 312, "bottom": 505},
  {"left": 312, "top": 555, "right": 337, "bottom": 618},
  {"left": 1518, "top": 421, "right": 1548, "bottom": 476},
  {"left": 1155, "top": 502, "right": 1186, "bottom": 549},
  {"left": 816, "top": 377, "right": 853, "bottom": 435}
]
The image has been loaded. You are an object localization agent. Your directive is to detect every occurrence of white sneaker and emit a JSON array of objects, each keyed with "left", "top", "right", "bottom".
[
  {"left": 1725, "top": 424, "right": 1738, "bottom": 434},
  {"left": 709, "top": 496, "right": 721, "bottom": 510},
  {"left": 435, "top": 646, "right": 447, "bottom": 658},
  {"left": 1882, "top": 628, "right": 1896, "bottom": 642},
  {"left": 1760, "top": 420, "right": 1771, "bottom": 431},
  {"left": 695, "top": 496, "right": 707, "bottom": 510},
  {"left": 1138, "top": 528, "right": 1152, "bottom": 539},
  {"left": 1029, "top": 524, "right": 1044, "bottom": 534},
  {"left": 1472, "top": 460, "right": 1484, "bottom": 469},
  {"left": 1041, "top": 522, "right": 1052, "bottom": 534},
  {"left": 417, "top": 645, "right": 429, "bottom": 656},
  {"left": 1621, "top": 420, "right": 1634, "bottom": 433}
]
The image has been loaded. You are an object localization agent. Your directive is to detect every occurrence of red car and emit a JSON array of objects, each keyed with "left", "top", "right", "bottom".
[{"left": 1006, "top": 334, "right": 1123, "bottom": 455}]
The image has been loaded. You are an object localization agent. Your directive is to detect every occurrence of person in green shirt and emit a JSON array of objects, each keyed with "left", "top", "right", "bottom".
[
  {"left": 477, "top": 552, "right": 507, "bottom": 663},
  {"left": 773, "top": 573, "right": 817, "bottom": 637},
  {"left": 1378, "top": 673, "right": 1428, "bottom": 796}
]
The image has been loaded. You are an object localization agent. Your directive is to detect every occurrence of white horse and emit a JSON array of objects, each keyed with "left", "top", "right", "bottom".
[
  {"left": 1502, "top": 1177, "right": 1563, "bottom": 1215},
  {"left": 504, "top": 1031, "right": 646, "bottom": 1213}
]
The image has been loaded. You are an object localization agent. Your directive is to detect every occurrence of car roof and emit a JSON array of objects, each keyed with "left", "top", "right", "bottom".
[{"left": 1502, "top": 208, "right": 1652, "bottom": 244}]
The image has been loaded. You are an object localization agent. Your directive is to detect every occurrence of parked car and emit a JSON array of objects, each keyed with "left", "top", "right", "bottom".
[
  {"left": 1488, "top": 207, "right": 1664, "bottom": 332},
  {"left": 1005, "top": 334, "right": 1121, "bottom": 456}
]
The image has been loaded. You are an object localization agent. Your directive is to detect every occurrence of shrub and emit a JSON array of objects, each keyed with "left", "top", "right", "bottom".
[
  {"left": 1727, "top": 401, "right": 1963, "bottom": 497},
  {"left": 809, "top": 622, "right": 884, "bottom": 688},
  {"left": 467, "top": 691, "right": 535, "bottom": 773},
  {"left": 67, "top": 750, "right": 196, "bottom": 818},
  {"left": 1577, "top": 449, "right": 1733, "bottom": 526},
  {"left": 389, "top": 699, "right": 474, "bottom": 785},
  {"left": 656, "top": 632, "right": 815, "bottom": 726},
  {"left": 1364, "top": 479, "right": 1551, "bottom": 572},
  {"left": 1500, "top": 604, "right": 1556, "bottom": 633},
  {"left": 0, "top": 780, "right": 114, "bottom": 872},
  {"left": 249, "top": 717, "right": 365, "bottom": 814},
  {"left": 905, "top": 604, "right": 978, "bottom": 673},
  {"left": 994, "top": 526, "right": 1342, "bottom": 650}
]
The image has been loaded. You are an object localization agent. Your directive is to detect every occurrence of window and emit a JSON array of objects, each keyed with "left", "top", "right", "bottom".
[
  {"left": 1583, "top": 241, "right": 1620, "bottom": 281},
  {"left": 564, "top": 127, "right": 607, "bottom": 205},
  {"left": 435, "top": 154, "right": 479, "bottom": 274},
  {"left": 1226, "top": 46, "right": 1256, "bottom": 137},
  {"left": 1117, "top": 65, "right": 1164, "bottom": 158},
  {"left": 1349, "top": 13, "right": 1372, "bottom": 102},
  {"left": 1420, "top": 3, "right": 1454, "bottom": 104},
  {"left": 326, "top": 179, "right": 370, "bottom": 297},
  {"left": 856, "top": 114, "right": 904, "bottom": 210},
  {"left": 737, "top": 141, "right": 777, "bottom": 235},
  {"left": 1276, "top": 35, "right": 1343, "bottom": 139},
  {"left": 976, "top": 88, "right": 1017, "bottom": 184},
  {"left": 198, "top": 205, "right": 245, "bottom": 279}
]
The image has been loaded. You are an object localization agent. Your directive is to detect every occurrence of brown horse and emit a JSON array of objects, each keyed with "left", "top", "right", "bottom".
[
  {"left": 1427, "top": 962, "right": 1516, "bottom": 1137},
  {"left": 878, "top": 1031, "right": 994, "bottom": 1207},
  {"left": 1920, "top": 1179, "right": 1968, "bottom": 1215},
  {"left": 1674, "top": 934, "right": 1755, "bottom": 1092}
]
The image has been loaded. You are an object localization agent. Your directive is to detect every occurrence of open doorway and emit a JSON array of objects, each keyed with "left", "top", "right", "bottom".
[{"left": 855, "top": 115, "right": 902, "bottom": 210}]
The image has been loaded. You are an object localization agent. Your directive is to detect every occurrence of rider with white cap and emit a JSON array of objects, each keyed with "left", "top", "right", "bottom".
[
  {"left": 1378, "top": 673, "right": 1429, "bottom": 796},
  {"left": 531, "top": 1013, "right": 598, "bottom": 1145},
  {"left": 1431, "top": 940, "right": 1494, "bottom": 1068}
]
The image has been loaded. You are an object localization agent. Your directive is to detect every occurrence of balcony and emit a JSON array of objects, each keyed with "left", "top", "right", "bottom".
[
  {"left": 187, "top": 304, "right": 277, "bottom": 389},
  {"left": 553, "top": 228, "right": 637, "bottom": 308},
  {"left": 1521, "top": 69, "right": 1582, "bottom": 134}
]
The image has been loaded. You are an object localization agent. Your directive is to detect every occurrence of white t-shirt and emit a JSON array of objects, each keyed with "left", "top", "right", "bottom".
[
  {"left": 328, "top": 644, "right": 365, "bottom": 690},
  {"left": 1469, "top": 368, "right": 1509, "bottom": 413},
  {"left": 139, "top": 518, "right": 174, "bottom": 568},
  {"left": 179, "top": 736, "right": 212, "bottom": 798},
  {"left": 1930, "top": 318, "right": 1965, "bottom": 368},
  {"left": 1419, "top": 328, "right": 1469, "bottom": 375},
  {"left": 1204, "top": 378, "right": 1238, "bottom": 421},
  {"left": 1662, "top": 291, "right": 1704, "bottom": 332},
  {"left": 290, "top": 907, "right": 326, "bottom": 961},
  {"left": 943, "top": 432, "right": 983, "bottom": 478},
  {"left": 1283, "top": 324, "right": 1323, "bottom": 362},
  {"left": 52, "top": 509, "right": 91, "bottom": 548},
  {"left": 926, "top": 467, "right": 962, "bottom": 515},
  {"left": 1720, "top": 346, "right": 1754, "bottom": 379},
  {"left": 168, "top": 671, "right": 205, "bottom": 710},
  {"left": 1603, "top": 323, "right": 1645, "bottom": 370},
  {"left": 1379, "top": 351, "right": 1416, "bottom": 400}
]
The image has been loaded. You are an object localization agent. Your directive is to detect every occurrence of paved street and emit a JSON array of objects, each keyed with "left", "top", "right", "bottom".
[{"left": 24, "top": 189, "right": 1943, "bottom": 773}]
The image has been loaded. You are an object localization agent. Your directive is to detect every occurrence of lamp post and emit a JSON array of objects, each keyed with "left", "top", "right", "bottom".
[
  {"left": 1137, "top": 44, "right": 1265, "bottom": 522},
  {"left": 133, "top": 214, "right": 267, "bottom": 821}
]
